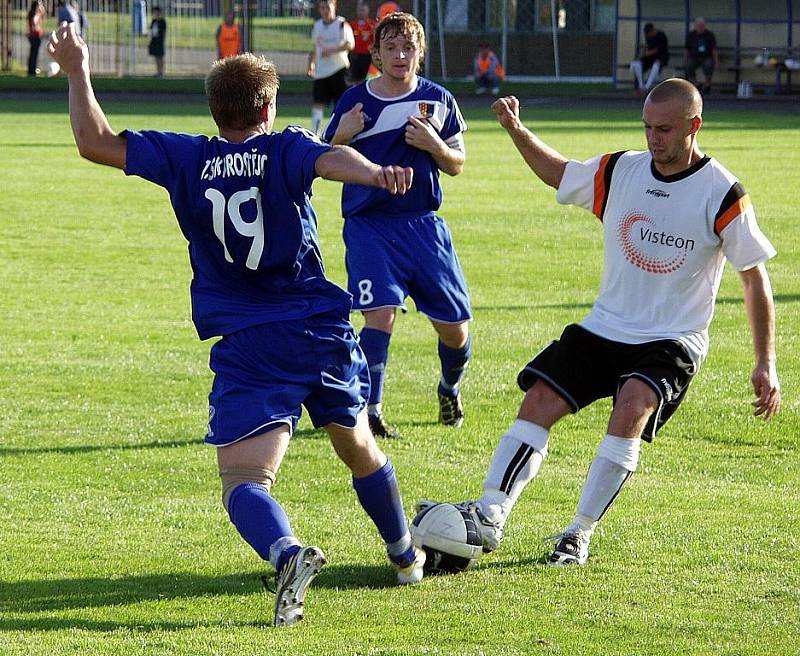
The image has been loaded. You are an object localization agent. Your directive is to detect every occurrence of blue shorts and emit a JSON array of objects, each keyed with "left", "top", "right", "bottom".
[
  {"left": 343, "top": 214, "right": 472, "bottom": 323},
  {"left": 205, "top": 310, "right": 367, "bottom": 447}
]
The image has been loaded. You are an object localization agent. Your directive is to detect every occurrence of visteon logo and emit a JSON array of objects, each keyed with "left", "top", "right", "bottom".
[
  {"left": 617, "top": 211, "right": 693, "bottom": 274},
  {"left": 646, "top": 188, "right": 670, "bottom": 198}
]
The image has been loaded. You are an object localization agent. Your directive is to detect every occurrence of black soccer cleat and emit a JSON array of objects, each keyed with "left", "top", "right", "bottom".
[
  {"left": 368, "top": 413, "right": 402, "bottom": 439},
  {"left": 548, "top": 531, "right": 589, "bottom": 566},
  {"left": 438, "top": 390, "right": 464, "bottom": 428}
]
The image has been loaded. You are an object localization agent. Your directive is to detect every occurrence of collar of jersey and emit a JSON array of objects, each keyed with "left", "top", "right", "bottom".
[
  {"left": 366, "top": 77, "right": 420, "bottom": 102},
  {"left": 650, "top": 155, "right": 711, "bottom": 183}
]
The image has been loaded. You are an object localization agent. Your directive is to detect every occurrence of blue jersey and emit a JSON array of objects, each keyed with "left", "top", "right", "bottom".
[
  {"left": 125, "top": 127, "right": 351, "bottom": 340},
  {"left": 324, "top": 77, "right": 466, "bottom": 219}
]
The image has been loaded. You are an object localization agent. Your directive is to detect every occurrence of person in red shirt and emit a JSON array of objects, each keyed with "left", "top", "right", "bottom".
[
  {"left": 27, "top": 0, "right": 45, "bottom": 76},
  {"left": 348, "top": 1, "right": 376, "bottom": 83}
]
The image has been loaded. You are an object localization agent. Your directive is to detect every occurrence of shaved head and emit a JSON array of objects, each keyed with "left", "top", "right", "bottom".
[{"left": 646, "top": 78, "right": 703, "bottom": 120}]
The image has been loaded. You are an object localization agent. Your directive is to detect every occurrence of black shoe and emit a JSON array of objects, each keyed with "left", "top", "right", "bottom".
[
  {"left": 548, "top": 531, "right": 589, "bottom": 566},
  {"left": 368, "top": 413, "right": 401, "bottom": 439},
  {"left": 438, "top": 390, "right": 464, "bottom": 427}
]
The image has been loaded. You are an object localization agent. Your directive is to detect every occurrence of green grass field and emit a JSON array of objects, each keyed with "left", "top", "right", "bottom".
[{"left": 1, "top": 94, "right": 798, "bottom": 656}]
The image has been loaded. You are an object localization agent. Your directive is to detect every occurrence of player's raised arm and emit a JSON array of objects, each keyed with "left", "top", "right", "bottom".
[
  {"left": 316, "top": 144, "right": 413, "bottom": 194},
  {"left": 491, "top": 95, "right": 567, "bottom": 189},
  {"left": 739, "top": 263, "right": 781, "bottom": 419},
  {"left": 48, "top": 22, "right": 126, "bottom": 169}
]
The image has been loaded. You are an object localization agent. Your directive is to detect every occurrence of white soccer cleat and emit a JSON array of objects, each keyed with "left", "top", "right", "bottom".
[
  {"left": 548, "top": 530, "right": 590, "bottom": 566},
  {"left": 273, "top": 545, "right": 326, "bottom": 627},
  {"left": 415, "top": 499, "right": 503, "bottom": 553},
  {"left": 392, "top": 546, "right": 426, "bottom": 585}
]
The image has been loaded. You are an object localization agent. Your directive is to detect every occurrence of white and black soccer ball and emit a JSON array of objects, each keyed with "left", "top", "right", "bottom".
[{"left": 410, "top": 502, "right": 483, "bottom": 574}]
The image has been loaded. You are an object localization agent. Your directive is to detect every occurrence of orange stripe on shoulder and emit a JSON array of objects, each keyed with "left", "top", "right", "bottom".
[
  {"left": 715, "top": 193, "right": 752, "bottom": 234},
  {"left": 592, "top": 154, "right": 611, "bottom": 220}
]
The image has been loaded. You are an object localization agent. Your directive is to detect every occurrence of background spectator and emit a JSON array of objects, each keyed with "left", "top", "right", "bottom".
[
  {"left": 148, "top": 5, "right": 166, "bottom": 77},
  {"left": 684, "top": 17, "right": 718, "bottom": 93},
  {"left": 26, "top": 0, "right": 45, "bottom": 76},
  {"left": 474, "top": 42, "right": 504, "bottom": 95},
  {"left": 216, "top": 11, "right": 241, "bottom": 59},
  {"left": 629, "top": 22, "right": 669, "bottom": 94},
  {"left": 348, "top": 1, "right": 375, "bottom": 84}
]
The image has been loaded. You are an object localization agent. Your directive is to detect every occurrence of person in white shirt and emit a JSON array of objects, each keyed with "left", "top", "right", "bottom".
[
  {"left": 423, "top": 78, "right": 781, "bottom": 567},
  {"left": 308, "top": 0, "right": 354, "bottom": 134}
]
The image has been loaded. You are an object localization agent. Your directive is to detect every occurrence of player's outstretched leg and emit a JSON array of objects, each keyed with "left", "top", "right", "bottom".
[
  {"left": 218, "top": 427, "right": 324, "bottom": 625},
  {"left": 548, "top": 433, "right": 640, "bottom": 566},
  {"left": 327, "top": 414, "right": 425, "bottom": 584},
  {"left": 451, "top": 418, "right": 549, "bottom": 552}
]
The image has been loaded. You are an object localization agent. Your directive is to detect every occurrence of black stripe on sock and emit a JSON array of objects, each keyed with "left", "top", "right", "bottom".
[
  {"left": 500, "top": 444, "right": 534, "bottom": 495},
  {"left": 596, "top": 470, "right": 633, "bottom": 522}
]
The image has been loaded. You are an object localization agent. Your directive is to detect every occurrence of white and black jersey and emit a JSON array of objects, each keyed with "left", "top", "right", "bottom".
[{"left": 555, "top": 150, "right": 776, "bottom": 366}]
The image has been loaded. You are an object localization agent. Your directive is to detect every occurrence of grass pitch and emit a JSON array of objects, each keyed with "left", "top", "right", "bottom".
[{"left": 0, "top": 94, "right": 798, "bottom": 656}]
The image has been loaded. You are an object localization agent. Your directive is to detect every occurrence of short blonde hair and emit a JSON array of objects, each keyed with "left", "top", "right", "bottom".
[
  {"left": 205, "top": 54, "right": 279, "bottom": 130},
  {"left": 372, "top": 12, "right": 426, "bottom": 69}
]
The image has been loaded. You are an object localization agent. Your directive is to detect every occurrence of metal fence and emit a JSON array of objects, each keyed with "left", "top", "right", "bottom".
[{"left": 2, "top": 0, "right": 615, "bottom": 78}]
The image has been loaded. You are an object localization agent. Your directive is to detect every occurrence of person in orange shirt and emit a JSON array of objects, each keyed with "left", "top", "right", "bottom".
[
  {"left": 376, "top": 0, "right": 400, "bottom": 19},
  {"left": 349, "top": 1, "right": 376, "bottom": 83},
  {"left": 216, "top": 11, "right": 241, "bottom": 59},
  {"left": 474, "top": 41, "right": 504, "bottom": 95}
]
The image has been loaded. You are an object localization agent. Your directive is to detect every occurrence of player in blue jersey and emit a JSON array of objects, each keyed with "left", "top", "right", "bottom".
[
  {"left": 324, "top": 12, "right": 472, "bottom": 438},
  {"left": 48, "top": 22, "right": 426, "bottom": 628}
]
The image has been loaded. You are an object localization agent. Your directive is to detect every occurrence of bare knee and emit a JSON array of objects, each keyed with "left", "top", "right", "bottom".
[
  {"left": 326, "top": 414, "right": 386, "bottom": 477},
  {"left": 432, "top": 320, "right": 469, "bottom": 349},
  {"left": 608, "top": 378, "right": 659, "bottom": 438},
  {"left": 363, "top": 308, "right": 396, "bottom": 334},
  {"left": 518, "top": 380, "right": 572, "bottom": 429}
]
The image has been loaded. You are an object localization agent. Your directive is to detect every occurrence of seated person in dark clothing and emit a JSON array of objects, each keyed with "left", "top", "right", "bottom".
[
  {"left": 684, "top": 17, "right": 718, "bottom": 93},
  {"left": 630, "top": 23, "right": 669, "bottom": 93}
]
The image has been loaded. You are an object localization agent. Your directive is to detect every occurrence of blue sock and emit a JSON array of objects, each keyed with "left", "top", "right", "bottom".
[
  {"left": 352, "top": 460, "right": 414, "bottom": 564},
  {"left": 438, "top": 335, "right": 471, "bottom": 395},
  {"left": 359, "top": 327, "right": 391, "bottom": 408},
  {"left": 227, "top": 483, "right": 300, "bottom": 570}
]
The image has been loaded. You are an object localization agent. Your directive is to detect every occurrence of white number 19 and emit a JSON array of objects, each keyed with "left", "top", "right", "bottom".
[{"left": 205, "top": 187, "right": 265, "bottom": 270}]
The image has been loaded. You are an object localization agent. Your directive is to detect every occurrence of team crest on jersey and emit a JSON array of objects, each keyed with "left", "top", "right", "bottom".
[
  {"left": 417, "top": 101, "right": 432, "bottom": 118},
  {"left": 617, "top": 211, "right": 695, "bottom": 274}
]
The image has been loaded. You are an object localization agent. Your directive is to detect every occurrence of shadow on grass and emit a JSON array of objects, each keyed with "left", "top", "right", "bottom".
[
  {"left": 0, "top": 427, "right": 332, "bottom": 457},
  {"left": 475, "top": 294, "right": 800, "bottom": 314},
  {"left": 0, "top": 562, "right": 401, "bottom": 632}
]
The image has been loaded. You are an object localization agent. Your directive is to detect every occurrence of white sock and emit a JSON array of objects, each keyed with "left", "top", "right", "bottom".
[
  {"left": 479, "top": 419, "right": 549, "bottom": 525},
  {"left": 367, "top": 402, "right": 383, "bottom": 417},
  {"left": 311, "top": 107, "right": 324, "bottom": 135},
  {"left": 570, "top": 434, "right": 640, "bottom": 535},
  {"left": 645, "top": 61, "right": 662, "bottom": 89},
  {"left": 630, "top": 60, "right": 644, "bottom": 87}
]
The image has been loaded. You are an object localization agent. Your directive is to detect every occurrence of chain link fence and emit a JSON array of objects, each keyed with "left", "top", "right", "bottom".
[
  {"left": 2, "top": 0, "right": 615, "bottom": 78},
  {"left": 416, "top": 0, "right": 614, "bottom": 80}
]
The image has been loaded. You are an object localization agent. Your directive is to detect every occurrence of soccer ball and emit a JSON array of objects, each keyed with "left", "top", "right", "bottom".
[
  {"left": 410, "top": 502, "right": 483, "bottom": 574},
  {"left": 46, "top": 61, "right": 61, "bottom": 77}
]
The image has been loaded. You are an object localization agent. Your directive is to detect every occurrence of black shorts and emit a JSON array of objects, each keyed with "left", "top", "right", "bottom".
[
  {"left": 517, "top": 324, "right": 697, "bottom": 442},
  {"left": 349, "top": 52, "right": 372, "bottom": 83},
  {"left": 312, "top": 68, "right": 349, "bottom": 105}
]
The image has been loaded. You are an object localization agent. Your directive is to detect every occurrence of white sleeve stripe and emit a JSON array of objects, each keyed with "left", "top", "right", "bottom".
[{"left": 446, "top": 133, "right": 465, "bottom": 153}]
